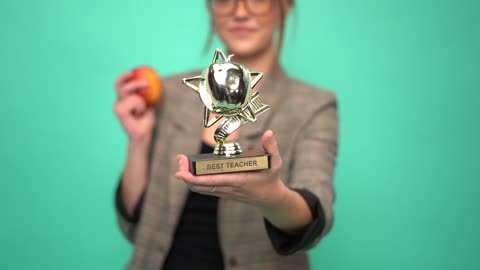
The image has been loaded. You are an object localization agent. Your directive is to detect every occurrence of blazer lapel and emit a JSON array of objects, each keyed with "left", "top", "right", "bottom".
[
  {"left": 241, "top": 66, "right": 290, "bottom": 148},
  {"left": 166, "top": 84, "right": 204, "bottom": 227}
]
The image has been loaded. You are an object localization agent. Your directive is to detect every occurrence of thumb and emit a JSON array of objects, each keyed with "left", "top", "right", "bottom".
[
  {"left": 176, "top": 154, "right": 190, "bottom": 172},
  {"left": 262, "top": 130, "right": 282, "bottom": 170},
  {"left": 175, "top": 154, "right": 193, "bottom": 180}
]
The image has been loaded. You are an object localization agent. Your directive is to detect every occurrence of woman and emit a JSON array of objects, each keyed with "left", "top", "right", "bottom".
[{"left": 113, "top": 0, "right": 338, "bottom": 269}]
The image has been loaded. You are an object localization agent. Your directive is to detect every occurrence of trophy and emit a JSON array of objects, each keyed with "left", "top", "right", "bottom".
[{"left": 182, "top": 48, "right": 271, "bottom": 175}]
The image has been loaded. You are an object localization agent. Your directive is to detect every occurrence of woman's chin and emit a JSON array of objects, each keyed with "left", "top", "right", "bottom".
[{"left": 226, "top": 43, "right": 267, "bottom": 59}]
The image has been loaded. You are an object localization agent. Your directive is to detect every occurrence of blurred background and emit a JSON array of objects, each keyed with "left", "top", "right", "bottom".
[{"left": 1, "top": 0, "right": 479, "bottom": 269}]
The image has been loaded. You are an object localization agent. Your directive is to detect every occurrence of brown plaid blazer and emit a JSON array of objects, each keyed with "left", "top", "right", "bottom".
[{"left": 116, "top": 66, "right": 338, "bottom": 270}]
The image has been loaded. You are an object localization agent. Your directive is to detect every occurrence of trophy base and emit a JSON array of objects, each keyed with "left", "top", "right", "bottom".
[{"left": 187, "top": 150, "right": 271, "bottom": 175}]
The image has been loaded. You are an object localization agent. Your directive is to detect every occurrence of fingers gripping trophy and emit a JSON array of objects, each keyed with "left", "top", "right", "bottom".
[{"left": 182, "top": 48, "right": 271, "bottom": 175}]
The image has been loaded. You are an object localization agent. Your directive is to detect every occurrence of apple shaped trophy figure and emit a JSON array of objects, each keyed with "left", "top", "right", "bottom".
[{"left": 182, "top": 48, "right": 271, "bottom": 175}]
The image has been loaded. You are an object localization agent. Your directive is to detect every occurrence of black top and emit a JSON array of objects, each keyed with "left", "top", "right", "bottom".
[
  {"left": 116, "top": 143, "right": 326, "bottom": 270},
  {"left": 162, "top": 142, "right": 224, "bottom": 269}
]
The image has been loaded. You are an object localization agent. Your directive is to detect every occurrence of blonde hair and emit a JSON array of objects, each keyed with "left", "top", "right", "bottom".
[{"left": 204, "top": 0, "right": 295, "bottom": 57}]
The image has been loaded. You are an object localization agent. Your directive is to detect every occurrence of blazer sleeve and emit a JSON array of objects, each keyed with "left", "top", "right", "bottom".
[
  {"left": 114, "top": 176, "right": 146, "bottom": 244},
  {"left": 264, "top": 188, "right": 326, "bottom": 255},
  {"left": 287, "top": 91, "right": 339, "bottom": 250}
]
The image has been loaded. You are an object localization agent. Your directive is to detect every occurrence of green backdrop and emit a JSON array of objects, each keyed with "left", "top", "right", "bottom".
[{"left": 1, "top": 0, "right": 479, "bottom": 269}]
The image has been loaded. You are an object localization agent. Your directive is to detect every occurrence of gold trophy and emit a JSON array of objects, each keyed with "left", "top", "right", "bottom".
[{"left": 182, "top": 48, "right": 271, "bottom": 175}]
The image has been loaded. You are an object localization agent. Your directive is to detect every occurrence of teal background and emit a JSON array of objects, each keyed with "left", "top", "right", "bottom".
[{"left": 1, "top": 0, "right": 479, "bottom": 269}]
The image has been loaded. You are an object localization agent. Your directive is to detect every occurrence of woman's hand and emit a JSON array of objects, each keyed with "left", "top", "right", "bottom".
[
  {"left": 113, "top": 70, "right": 156, "bottom": 146},
  {"left": 175, "top": 130, "right": 288, "bottom": 208}
]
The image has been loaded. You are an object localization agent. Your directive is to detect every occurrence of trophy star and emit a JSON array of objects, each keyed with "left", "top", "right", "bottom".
[{"left": 182, "top": 48, "right": 270, "bottom": 145}]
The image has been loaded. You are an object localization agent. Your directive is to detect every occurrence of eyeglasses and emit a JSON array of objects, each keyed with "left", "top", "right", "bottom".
[{"left": 208, "top": 0, "right": 274, "bottom": 16}]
